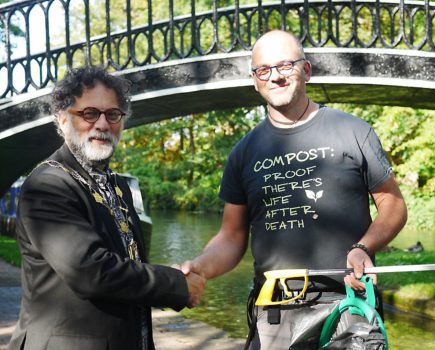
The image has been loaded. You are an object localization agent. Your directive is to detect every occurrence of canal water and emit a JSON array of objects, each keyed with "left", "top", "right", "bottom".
[{"left": 149, "top": 210, "right": 435, "bottom": 349}]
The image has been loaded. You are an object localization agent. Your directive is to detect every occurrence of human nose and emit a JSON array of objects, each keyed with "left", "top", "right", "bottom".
[
  {"left": 93, "top": 112, "right": 110, "bottom": 129},
  {"left": 269, "top": 66, "right": 285, "bottom": 80}
]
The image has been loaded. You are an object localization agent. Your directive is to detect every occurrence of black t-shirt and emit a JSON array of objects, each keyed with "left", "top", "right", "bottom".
[{"left": 219, "top": 106, "right": 391, "bottom": 287}]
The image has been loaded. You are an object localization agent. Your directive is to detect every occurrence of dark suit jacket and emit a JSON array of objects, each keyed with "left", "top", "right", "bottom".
[{"left": 8, "top": 144, "right": 189, "bottom": 350}]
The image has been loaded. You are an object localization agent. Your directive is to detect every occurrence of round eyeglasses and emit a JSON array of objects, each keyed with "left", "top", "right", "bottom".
[
  {"left": 251, "top": 58, "right": 305, "bottom": 81},
  {"left": 68, "top": 107, "right": 126, "bottom": 124}
]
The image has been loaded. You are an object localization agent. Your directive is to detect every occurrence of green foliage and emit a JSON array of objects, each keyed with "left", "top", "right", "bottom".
[
  {"left": 112, "top": 107, "right": 264, "bottom": 211},
  {"left": 174, "top": 172, "right": 223, "bottom": 211},
  {"left": 399, "top": 185, "right": 435, "bottom": 231},
  {"left": 0, "top": 0, "right": 25, "bottom": 54},
  {"left": 397, "top": 283, "right": 435, "bottom": 300},
  {"left": 371, "top": 107, "right": 434, "bottom": 190},
  {"left": 0, "top": 236, "right": 21, "bottom": 267},
  {"left": 376, "top": 250, "right": 435, "bottom": 289}
]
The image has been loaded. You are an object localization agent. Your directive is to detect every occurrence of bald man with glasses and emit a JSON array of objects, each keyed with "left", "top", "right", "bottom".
[{"left": 182, "top": 30, "right": 407, "bottom": 349}]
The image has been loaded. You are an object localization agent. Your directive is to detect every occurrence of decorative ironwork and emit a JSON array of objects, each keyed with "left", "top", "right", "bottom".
[{"left": 0, "top": 0, "right": 434, "bottom": 99}]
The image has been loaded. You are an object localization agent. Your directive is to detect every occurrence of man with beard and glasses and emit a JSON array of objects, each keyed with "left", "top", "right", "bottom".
[
  {"left": 8, "top": 66, "right": 206, "bottom": 350},
  {"left": 182, "top": 30, "right": 407, "bottom": 349}
]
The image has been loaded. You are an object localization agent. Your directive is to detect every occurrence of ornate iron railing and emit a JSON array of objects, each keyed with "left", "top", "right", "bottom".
[{"left": 0, "top": 0, "right": 434, "bottom": 99}]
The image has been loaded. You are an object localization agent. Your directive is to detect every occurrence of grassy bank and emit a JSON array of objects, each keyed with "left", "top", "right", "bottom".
[
  {"left": 376, "top": 250, "right": 435, "bottom": 318},
  {"left": 376, "top": 250, "right": 435, "bottom": 292},
  {"left": 0, "top": 236, "right": 21, "bottom": 267}
]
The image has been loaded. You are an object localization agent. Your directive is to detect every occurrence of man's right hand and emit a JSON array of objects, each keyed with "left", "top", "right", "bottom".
[{"left": 184, "top": 269, "right": 206, "bottom": 308}]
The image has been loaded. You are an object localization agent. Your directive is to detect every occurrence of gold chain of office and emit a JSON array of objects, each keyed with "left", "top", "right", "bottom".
[{"left": 39, "top": 160, "right": 140, "bottom": 261}]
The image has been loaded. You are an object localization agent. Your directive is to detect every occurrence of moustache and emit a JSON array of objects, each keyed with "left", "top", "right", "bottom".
[{"left": 87, "top": 132, "right": 118, "bottom": 144}]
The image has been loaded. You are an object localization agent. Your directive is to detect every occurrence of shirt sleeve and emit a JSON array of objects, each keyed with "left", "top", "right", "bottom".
[
  {"left": 361, "top": 128, "right": 393, "bottom": 191},
  {"left": 218, "top": 148, "right": 247, "bottom": 205}
]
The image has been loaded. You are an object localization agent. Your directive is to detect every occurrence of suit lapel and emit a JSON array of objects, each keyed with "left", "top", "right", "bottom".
[{"left": 51, "top": 144, "right": 128, "bottom": 257}]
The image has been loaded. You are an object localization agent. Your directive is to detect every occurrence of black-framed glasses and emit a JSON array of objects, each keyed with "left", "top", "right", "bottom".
[
  {"left": 68, "top": 107, "right": 125, "bottom": 124},
  {"left": 251, "top": 58, "right": 305, "bottom": 81}
]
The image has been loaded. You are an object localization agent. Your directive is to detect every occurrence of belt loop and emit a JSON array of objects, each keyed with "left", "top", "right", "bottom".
[{"left": 266, "top": 306, "right": 281, "bottom": 324}]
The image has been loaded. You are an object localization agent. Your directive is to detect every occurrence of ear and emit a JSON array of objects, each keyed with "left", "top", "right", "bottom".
[
  {"left": 252, "top": 74, "right": 260, "bottom": 92},
  {"left": 57, "top": 111, "right": 69, "bottom": 133},
  {"left": 303, "top": 60, "right": 312, "bottom": 82}
]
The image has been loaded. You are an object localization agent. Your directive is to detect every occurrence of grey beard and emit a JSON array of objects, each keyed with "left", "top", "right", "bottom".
[
  {"left": 69, "top": 141, "right": 111, "bottom": 170},
  {"left": 62, "top": 116, "right": 121, "bottom": 170}
]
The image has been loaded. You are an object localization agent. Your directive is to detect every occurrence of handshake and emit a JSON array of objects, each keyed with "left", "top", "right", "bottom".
[{"left": 173, "top": 260, "right": 206, "bottom": 309}]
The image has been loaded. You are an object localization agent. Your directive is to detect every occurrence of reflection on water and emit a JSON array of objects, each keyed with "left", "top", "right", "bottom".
[
  {"left": 383, "top": 305, "right": 435, "bottom": 349},
  {"left": 149, "top": 210, "right": 435, "bottom": 348}
]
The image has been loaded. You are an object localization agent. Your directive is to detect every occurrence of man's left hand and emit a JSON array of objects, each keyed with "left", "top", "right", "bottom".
[{"left": 344, "top": 248, "right": 377, "bottom": 291}]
